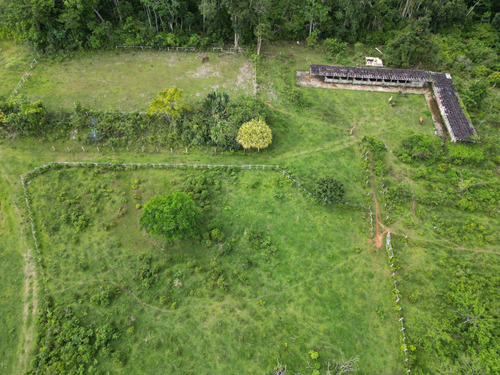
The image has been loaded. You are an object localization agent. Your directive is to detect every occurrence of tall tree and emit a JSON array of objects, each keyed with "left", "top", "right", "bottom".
[
  {"left": 302, "top": 0, "right": 329, "bottom": 36},
  {"left": 386, "top": 16, "right": 434, "bottom": 68}
]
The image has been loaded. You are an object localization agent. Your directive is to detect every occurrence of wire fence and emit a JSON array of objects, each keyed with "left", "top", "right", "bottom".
[
  {"left": 8, "top": 54, "right": 40, "bottom": 100},
  {"left": 386, "top": 232, "right": 411, "bottom": 373},
  {"left": 20, "top": 159, "right": 370, "bottom": 373},
  {"left": 115, "top": 46, "right": 247, "bottom": 53}
]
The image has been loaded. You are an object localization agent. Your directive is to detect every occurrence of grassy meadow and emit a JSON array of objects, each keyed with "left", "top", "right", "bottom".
[
  {"left": 3, "top": 46, "right": 253, "bottom": 111},
  {"left": 0, "top": 40, "right": 36, "bottom": 98},
  {"left": 0, "top": 41, "right": 498, "bottom": 374},
  {"left": 24, "top": 166, "right": 401, "bottom": 374}
]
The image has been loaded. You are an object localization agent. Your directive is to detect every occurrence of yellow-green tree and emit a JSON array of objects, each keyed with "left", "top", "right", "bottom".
[
  {"left": 236, "top": 118, "right": 272, "bottom": 152},
  {"left": 147, "top": 88, "right": 189, "bottom": 121}
]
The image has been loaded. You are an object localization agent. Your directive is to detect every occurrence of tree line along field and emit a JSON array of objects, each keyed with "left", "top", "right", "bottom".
[{"left": 0, "top": 41, "right": 498, "bottom": 374}]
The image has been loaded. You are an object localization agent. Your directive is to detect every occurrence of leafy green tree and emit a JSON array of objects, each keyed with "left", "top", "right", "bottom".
[
  {"left": 223, "top": 0, "right": 253, "bottom": 48},
  {"left": 204, "top": 90, "right": 230, "bottom": 119},
  {"left": 5, "top": 100, "right": 47, "bottom": 136},
  {"left": 227, "top": 97, "right": 268, "bottom": 127},
  {"left": 460, "top": 80, "right": 490, "bottom": 109},
  {"left": 302, "top": 0, "right": 329, "bottom": 36},
  {"left": 314, "top": 177, "right": 345, "bottom": 203},
  {"left": 147, "top": 88, "right": 189, "bottom": 121},
  {"left": 236, "top": 118, "right": 272, "bottom": 151},
  {"left": 255, "top": 21, "right": 270, "bottom": 55},
  {"left": 398, "top": 134, "right": 440, "bottom": 162},
  {"left": 487, "top": 72, "right": 500, "bottom": 87},
  {"left": 386, "top": 17, "right": 435, "bottom": 68},
  {"left": 209, "top": 119, "right": 239, "bottom": 149},
  {"left": 139, "top": 192, "right": 198, "bottom": 240}
]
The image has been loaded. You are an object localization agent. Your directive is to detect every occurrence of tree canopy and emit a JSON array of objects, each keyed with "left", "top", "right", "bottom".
[
  {"left": 236, "top": 118, "right": 272, "bottom": 151},
  {"left": 1, "top": 0, "right": 497, "bottom": 52},
  {"left": 147, "top": 88, "right": 188, "bottom": 121},
  {"left": 139, "top": 192, "right": 198, "bottom": 240}
]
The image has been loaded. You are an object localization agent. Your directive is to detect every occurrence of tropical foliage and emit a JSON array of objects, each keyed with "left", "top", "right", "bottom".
[
  {"left": 147, "top": 88, "right": 188, "bottom": 121},
  {"left": 139, "top": 192, "right": 198, "bottom": 240},
  {"left": 0, "top": 0, "right": 497, "bottom": 53},
  {"left": 314, "top": 177, "right": 345, "bottom": 203},
  {"left": 236, "top": 118, "right": 272, "bottom": 151}
]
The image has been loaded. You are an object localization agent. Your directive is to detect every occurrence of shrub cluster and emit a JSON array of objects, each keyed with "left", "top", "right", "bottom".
[{"left": 0, "top": 92, "right": 271, "bottom": 151}]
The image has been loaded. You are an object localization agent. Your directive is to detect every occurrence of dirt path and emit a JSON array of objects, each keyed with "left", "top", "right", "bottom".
[
  {"left": 104, "top": 280, "right": 174, "bottom": 313},
  {"left": 369, "top": 162, "right": 383, "bottom": 249},
  {"left": 411, "top": 196, "right": 419, "bottom": 223},
  {"left": 19, "top": 247, "right": 38, "bottom": 374},
  {"left": 264, "top": 102, "right": 286, "bottom": 114}
]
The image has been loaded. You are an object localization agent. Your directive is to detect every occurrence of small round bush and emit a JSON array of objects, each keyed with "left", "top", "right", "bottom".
[
  {"left": 139, "top": 192, "right": 198, "bottom": 240},
  {"left": 314, "top": 177, "right": 345, "bottom": 203}
]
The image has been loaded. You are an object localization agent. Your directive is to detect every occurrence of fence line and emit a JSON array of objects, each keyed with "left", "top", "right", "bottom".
[
  {"left": 8, "top": 53, "right": 40, "bottom": 100},
  {"left": 362, "top": 146, "right": 409, "bottom": 371},
  {"left": 386, "top": 233, "right": 411, "bottom": 373},
  {"left": 115, "top": 45, "right": 246, "bottom": 53},
  {"left": 20, "top": 159, "right": 369, "bottom": 373}
]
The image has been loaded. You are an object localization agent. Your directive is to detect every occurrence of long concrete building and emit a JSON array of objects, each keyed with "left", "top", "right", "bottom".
[{"left": 310, "top": 64, "right": 477, "bottom": 142}]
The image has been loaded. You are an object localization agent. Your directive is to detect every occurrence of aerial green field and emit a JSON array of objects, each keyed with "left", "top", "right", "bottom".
[
  {"left": 1, "top": 41, "right": 498, "bottom": 374},
  {"left": 3, "top": 46, "right": 253, "bottom": 111},
  {"left": 23, "top": 165, "right": 400, "bottom": 374}
]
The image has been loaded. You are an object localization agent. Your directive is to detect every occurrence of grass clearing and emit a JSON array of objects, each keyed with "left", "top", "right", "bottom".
[
  {"left": 19, "top": 50, "right": 253, "bottom": 111},
  {"left": 0, "top": 40, "right": 35, "bottom": 98},
  {"left": 26, "top": 166, "right": 401, "bottom": 373}
]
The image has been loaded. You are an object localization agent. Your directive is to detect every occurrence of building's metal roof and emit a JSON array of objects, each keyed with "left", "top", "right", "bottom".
[
  {"left": 310, "top": 65, "right": 430, "bottom": 81},
  {"left": 431, "top": 73, "right": 476, "bottom": 141}
]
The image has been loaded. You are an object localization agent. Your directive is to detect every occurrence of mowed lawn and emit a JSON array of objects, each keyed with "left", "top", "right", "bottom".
[
  {"left": 18, "top": 50, "right": 253, "bottom": 111},
  {"left": 28, "top": 167, "right": 402, "bottom": 374}
]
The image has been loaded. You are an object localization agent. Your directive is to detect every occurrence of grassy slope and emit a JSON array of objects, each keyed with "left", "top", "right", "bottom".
[
  {"left": 0, "top": 40, "right": 34, "bottom": 98},
  {"left": 0, "top": 170, "right": 26, "bottom": 374}
]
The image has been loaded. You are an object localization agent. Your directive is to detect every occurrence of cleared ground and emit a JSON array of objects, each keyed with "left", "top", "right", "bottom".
[{"left": 2, "top": 46, "right": 253, "bottom": 110}]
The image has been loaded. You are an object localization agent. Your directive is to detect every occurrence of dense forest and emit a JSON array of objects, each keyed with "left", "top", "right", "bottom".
[{"left": 1, "top": 0, "right": 498, "bottom": 56}]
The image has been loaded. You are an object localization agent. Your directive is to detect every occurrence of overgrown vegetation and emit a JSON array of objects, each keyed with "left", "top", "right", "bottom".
[
  {"left": 313, "top": 177, "right": 345, "bottom": 203},
  {"left": 139, "top": 192, "right": 198, "bottom": 240},
  {"left": 0, "top": 92, "right": 271, "bottom": 150},
  {"left": 24, "top": 167, "right": 398, "bottom": 374},
  {"left": 0, "top": 0, "right": 497, "bottom": 55}
]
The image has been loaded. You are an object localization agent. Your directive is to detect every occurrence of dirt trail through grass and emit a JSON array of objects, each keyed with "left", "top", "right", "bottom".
[
  {"left": 104, "top": 280, "right": 174, "bottom": 313},
  {"left": 369, "top": 162, "right": 383, "bottom": 249},
  {"left": 20, "top": 247, "right": 38, "bottom": 374}
]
